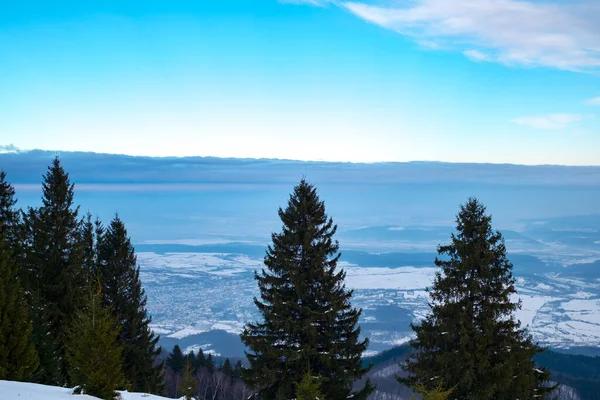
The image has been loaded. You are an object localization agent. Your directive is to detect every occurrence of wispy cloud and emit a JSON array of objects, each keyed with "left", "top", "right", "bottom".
[
  {"left": 335, "top": 0, "right": 600, "bottom": 72},
  {"left": 584, "top": 96, "right": 600, "bottom": 106},
  {"left": 511, "top": 114, "right": 586, "bottom": 130},
  {"left": 278, "top": 0, "right": 330, "bottom": 6}
]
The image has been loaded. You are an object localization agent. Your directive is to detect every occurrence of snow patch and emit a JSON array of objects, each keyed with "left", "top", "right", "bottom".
[
  {"left": 344, "top": 266, "right": 437, "bottom": 290},
  {"left": 1, "top": 380, "right": 173, "bottom": 400},
  {"left": 169, "top": 327, "right": 208, "bottom": 339}
]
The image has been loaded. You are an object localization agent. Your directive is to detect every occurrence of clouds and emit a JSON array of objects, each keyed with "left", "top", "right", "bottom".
[
  {"left": 293, "top": 0, "right": 600, "bottom": 72},
  {"left": 511, "top": 114, "right": 585, "bottom": 130},
  {"left": 584, "top": 97, "right": 600, "bottom": 106}
]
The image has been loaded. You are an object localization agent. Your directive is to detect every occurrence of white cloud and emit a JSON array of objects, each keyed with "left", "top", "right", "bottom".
[
  {"left": 463, "top": 49, "right": 491, "bottom": 62},
  {"left": 278, "top": 0, "right": 330, "bottom": 6},
  {"left": 584, "top": 96, "right": 600, "bottom": 105},
  {"left": 511, "top": 114, "right": 584, "bottom": 130},
  {"left": 338, "top": 0, "right": 600, "bottom": 72}
]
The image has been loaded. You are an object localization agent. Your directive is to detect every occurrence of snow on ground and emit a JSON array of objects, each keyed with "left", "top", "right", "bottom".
[
  {"left": 1, "top": 380, "right": 174, "bottom": 400},
  {"left": 343, "top": 265, "right": 437, "bottom": 290},
  {"left": 512, "top": 294, "right": 560, "bottom": 328},
  {"left": 136, "top": 252, "right": 262, "bottom": 277},
  {"left": 138, "top": 251, "right": 600, "bottom": 352},
  {"left": 168, "top": 327, "right": 208, "bottom": 339},
  {"left": 183, "top": 343, "right": 221, "bottom": 356},
  {"left": 560, "top": 299, "right": 600, "bottom": 324},
  {"left": 166, "top": 320, "right": 245, "bottom": 339}
]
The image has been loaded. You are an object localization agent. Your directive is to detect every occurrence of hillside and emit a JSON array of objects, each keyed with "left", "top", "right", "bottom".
[{"left": 360, "top": 345, "right": 600, "bottom": 400}]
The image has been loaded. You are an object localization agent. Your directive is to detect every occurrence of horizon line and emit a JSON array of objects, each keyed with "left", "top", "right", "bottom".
[{"left": 2, "top": 145, "right": 600, "bottom": 168}]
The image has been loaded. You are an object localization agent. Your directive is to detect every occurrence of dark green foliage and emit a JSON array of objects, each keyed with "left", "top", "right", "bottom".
[
  {"left": 241, "top": 179, "right": 373, "bottom": 400},
  {"left": 167, "top": 344, "right": 185, "bottom": 374},
  {"left": 0, "top": 171, "right": 20, "bottom": 248},
  {"left": 221, "top": 358, "right": 234, "bottom": 380},
  {"left": 194, "top": 349, "right": 206, "bottom": 371},
  {"left": 295, "top": 368, "right": 325, "bottom": 400},
  {"left": 21, "top": 157, "right": 86, "bottom": 385},
  {"left": 206, "top": 353, "right": 215, "bottom": 374},
  {"left": 177, "top": 360, "right": 198, "bottom": 400},
  {"left": 97, "top": 215, "right": 164, "bottom": 393},
  {"left": 67, "top": 288, "right": 125, "bottom": 400},
  {"left": 233, "top": 360, "right": 243, "bottom": 380},
  {"left": 0, "top": 227, "right": 38, "bottom": 381},
  {"left": 534, "top": 351, "right": 600, "bottom": 400},
  {"left": 400, "top": 198, "right": 556, "bottom": 399}
]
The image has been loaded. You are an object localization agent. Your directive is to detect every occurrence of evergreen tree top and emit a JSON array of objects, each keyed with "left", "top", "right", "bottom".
[
  {"left": 402, "top": 197, "right": 556, "bottom": 399},
  {"left": 41, "top": 157, "right": 78, "bottom": 215},
  {"left": 0, "top": 171, "right": 19, "bottom": 244},
  {"left": 242, "top": 179, "right": 372, "bottom": 400}
]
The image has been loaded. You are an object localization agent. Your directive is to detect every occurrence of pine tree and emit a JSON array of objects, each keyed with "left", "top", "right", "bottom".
[
  {"left": 295, "top": 367, "right": 325, "bottom": 400},
  {"left": 21, "top": 157, "right": 86, "bottom": 385},
  {"left": 67, "top": 284, "right": 125, "bottom": 400},
  {"left": 241, "top": 179, "right": 373, "bottom": 400},
  {"left": 97, "top": 215, "right": 164, "bottom": 393},
  {"left": 167, "top": 344, "right": 186, "bottom": 374},
  {"left": 221, "top": 358, "right": 234, "bottom": 380},
  {"left": 411, "top": 382, "right": 455, "bottom": 400},
  {"left": 194, "top": 349, "right": 206, "bottom": 372},
  {"left": 0, "top": 226, "right": 39, "bottom": 381},
  {"left": 0, "top": 171, "right": 20, "bottom": 248},
  {"left": 177, "top": 359, "right": 198, "bottom": 400},
  {"left": 206, "top": 353, "right": 215, "bottom": 374},
  {"left": 233, "top": 360, "right": 243, "bottom": 380},
  {"left": 400, "top": 198, "right": 556, "bottom": 399}
]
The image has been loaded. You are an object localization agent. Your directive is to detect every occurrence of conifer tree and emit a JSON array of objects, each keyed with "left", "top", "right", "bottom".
[
  {"left": 21, "top": 157, "right": 86, "bottom": 385},
  {"left": 411, "top": 382, "right": 455, "bottom": 400},
  {"left": 295, "top": 368, "right": 324, "bottom": 400},
  {"left": 167, "top": 344, "right": 186, "bottom": 374},
  {"left": 241, "top": 179, "right": 373, "bottom": 400},
  {"left": 67, "top": 283, "right": 125, "bottom": 400},
  {"left": 177, "top": 359, "right": 198, "bottom": 400},
  {"left": 221, "top": 358, "right": 234, "bottom": 380},
  {"left": 206, "top": 353, "right": 215, "bottom": 374},
  {"left": 0, "top": 171, "right": 20, "bottom": 248},
  {"left": 194, "top": 349, "right": 206, "bottom": 372},
  {"left": 400, "top": 198, "right": 556, "bottom": 399},
  {"left": 233, "top": 360, "right": 243, "bottom": 380},
  {"left": 0, "top": 226, "right": 39, "bottom": 381},
  {"left": 97, "top": 215, "right": 164, "bottom": 393}
]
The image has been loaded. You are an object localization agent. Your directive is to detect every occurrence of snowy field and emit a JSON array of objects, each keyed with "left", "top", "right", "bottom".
[
  {"left": 1, "top": 380, "right": 174, "bottom": 400},
  {"left": 138, "top": 244, "right": 600, "bottom": 356}
]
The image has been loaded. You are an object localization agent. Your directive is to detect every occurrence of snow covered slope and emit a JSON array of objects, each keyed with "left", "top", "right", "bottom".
[{"left": 1, "top": 380, "right": 174, "bottom": 400}]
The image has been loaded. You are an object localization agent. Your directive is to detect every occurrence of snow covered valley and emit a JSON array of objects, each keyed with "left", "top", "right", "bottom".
[{"left": 137, "top": 222, "right": 600, "bottom": 358}]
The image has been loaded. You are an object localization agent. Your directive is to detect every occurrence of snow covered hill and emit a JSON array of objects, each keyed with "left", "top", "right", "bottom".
[{"left": 1, "top": 380, "right": 175, "bottom": 400}]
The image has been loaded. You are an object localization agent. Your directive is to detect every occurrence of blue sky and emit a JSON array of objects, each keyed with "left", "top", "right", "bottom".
[{"left": 1, "top": 0, "right": 599, "bottom": 165}]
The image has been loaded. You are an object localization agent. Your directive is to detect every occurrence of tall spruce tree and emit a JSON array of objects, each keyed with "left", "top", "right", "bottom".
[
  {"left": 400, "top": 198, "right": 556, "bottom": 399},
  {"left": 0, "top": 225, "right": 39, "bottom": 381},
  {"left": 98, "top": 215, "right": 164, "bottom": 393},
  {"left": 241, "top": 179, "right": 373, "bottom": 400},
  {"left": 67, "top": 284, "right": 125, "bottom": 400},
  {"left": 21, "top": 157, "right": 86, "bottom": 385},
  {"left": 0, "top": 171, "right": 20, "bottom": 248},
  {"left": 0, "top": 172, "right": 37, "bottom": 381},
  {"left": 167, "top": 344, "right": 186, "bottom": 374}
]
